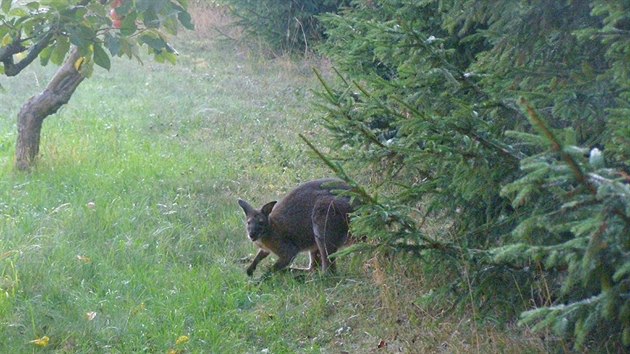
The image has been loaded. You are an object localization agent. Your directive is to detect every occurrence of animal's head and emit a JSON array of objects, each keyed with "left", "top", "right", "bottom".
[{"left": 237, "top": 199, "right": 277, "bottom": 242}]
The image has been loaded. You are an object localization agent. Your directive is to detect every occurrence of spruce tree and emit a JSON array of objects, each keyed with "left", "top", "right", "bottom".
[{"left": 314, "top": 0, "right": 630, "bottom": 350}]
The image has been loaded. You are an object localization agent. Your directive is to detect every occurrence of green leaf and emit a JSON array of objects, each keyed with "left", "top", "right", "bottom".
[
  {"left": 152, "top": 0, "right": 168, "bottom": 12},
  {"left": 115, "top": 0, "right": 132, "bottom": 15},
  {"left": 177, "top": 10, "right": 194, "bottom": 30},
  {"left": 104, "top": 33, "right": 121, "bottom": 56},
  {"left": 50, "top": 36, "right": 70, "bottom": 65},
  {"left": 39, "top": 45, "right": 52, "bottom": 66},
  {"left": 92, "top": 43, "right": 110, "bottom": 70},
  {"left": 137, "top": 0, "right": 167, "bottom": 12},
  {"left": 67, "top": 24, "right": 94, "bottom": 48},
  {"left": 136, "top": 0, "right": 151, "bottom": 12},
  {"left": 1, "top": 33, "right": 11, "bottom": 47},
  {"left": 142, "top": 8, "right": 159, "bottom": 29},
  {"left": 25, "top": 2, "right": 40, "bottom": 11},
  {"left": 40, "top": 0, "right": 69, "bottom": 10},
  {"left": 120, "top": 11, "right": 138, "bottom": 36},
  {"left": 156, "top": 51, "right": 177, "bottom": 65},
  {"left": 8, "top": 7, "right": 27, "bottom": 17},
  {"left": 139, "top": 32, "right": 166, "bottom": 51},
  {"left": 1, "top": 0, "right": 11, "bottom": 13}
]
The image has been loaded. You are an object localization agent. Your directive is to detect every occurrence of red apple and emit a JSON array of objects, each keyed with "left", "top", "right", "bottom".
[{"left": 110, "top": 0, "right": 123, "bottom": 29}]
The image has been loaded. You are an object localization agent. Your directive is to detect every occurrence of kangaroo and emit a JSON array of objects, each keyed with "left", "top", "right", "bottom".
[{"left": 237, "top": 178, "right": 353, "bottom": 276}]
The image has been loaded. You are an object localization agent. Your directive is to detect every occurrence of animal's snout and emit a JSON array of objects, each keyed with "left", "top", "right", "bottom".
[{"left": 246, "top": 218, "right": 267, "bottom": 242}]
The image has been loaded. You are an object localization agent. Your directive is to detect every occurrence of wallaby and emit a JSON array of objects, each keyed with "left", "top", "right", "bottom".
[{"left": 237, "top": 178, "right": 353, "bottom": 276}]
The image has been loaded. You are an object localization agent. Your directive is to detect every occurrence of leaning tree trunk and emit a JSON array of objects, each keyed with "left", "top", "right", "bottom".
[{"left": 15, "top": 48, "right": 85, "bottom": 170}]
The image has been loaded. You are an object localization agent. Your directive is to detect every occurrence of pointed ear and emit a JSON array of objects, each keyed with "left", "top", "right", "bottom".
[
  {"left": 261, "top": 201, "right": 277, "bottom": 216},
  {"left": 238, "top": 199, "right": 254, "bottom": 215}
]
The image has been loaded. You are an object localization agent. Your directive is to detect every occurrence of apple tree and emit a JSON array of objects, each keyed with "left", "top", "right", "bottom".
[{"left": 0, "top": 0, "right": 194, "bottom": 170}]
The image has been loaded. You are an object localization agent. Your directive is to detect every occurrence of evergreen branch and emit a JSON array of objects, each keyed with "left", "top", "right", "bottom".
[
  {"left": 588, "top": 173, "right": 630, "bottom": 226},
  {"left": 390, "top": 94, "right": 524, "bottom": 162},
  {"left": 332, "top": 66, "right": 350, "bottom": 86},
  {"left": 454, "top": 126, "right": 523, "bottom": 162},
  {"left": 518, "top": 97, "right": 597, "bottom": 194},
  {"left": 523, "top": 293, "right": 601, "bottom": 315},
  {"left": 299, "top": 133, "right": 346, "bottom": 178},
  {"left": 377, "top": 209, "right": 455, "bottom": 254},
  {"left": 300, "top": 133, "right": 455, "bottom": 253},
  {"left": 323, "top": 66, "right": 518, "bottom": 167},
  {"left": 346, "top": 82, "right": 393, "bottom": 150},
  {"left": 298, "top": 133, "right": 377, "bottom": 205},
  {"left": 313, "top": 73, "right": 391, "bottom": 150},
  {"left": 386, "top": 242, "right": 455, "bottom": 255},
  {"left": 402, "top": 22, "right": 527, "bottom": 121},
  {"left": 312, "top": 68, "right": 337, "bottom": 104}
]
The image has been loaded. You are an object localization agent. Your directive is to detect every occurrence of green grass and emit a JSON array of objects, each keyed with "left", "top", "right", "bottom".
[{"left": 0, "top": 13, "right": 547, "bottom": 353}]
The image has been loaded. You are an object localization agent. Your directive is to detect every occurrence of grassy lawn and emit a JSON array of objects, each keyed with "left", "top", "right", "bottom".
[{"left": 0, "top": 6, "right": 546, "bottom": 353}]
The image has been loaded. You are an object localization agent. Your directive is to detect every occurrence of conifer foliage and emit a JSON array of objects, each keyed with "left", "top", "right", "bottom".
[
  {"left": 223, "top": 0, "right": 347, "bottom": 54},
  {"left": 314, "top": 0, "right": 630, "bottom": 350}
]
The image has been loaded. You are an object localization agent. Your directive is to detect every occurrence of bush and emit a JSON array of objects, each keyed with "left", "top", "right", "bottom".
[
  {"left": 222, "top": 0, "right": 348, "bottom": 54},
  {"left": 313, "top": 0, "right": 630, "bottom": 350}
]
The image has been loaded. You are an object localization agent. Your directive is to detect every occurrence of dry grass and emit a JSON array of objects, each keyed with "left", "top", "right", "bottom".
[
  {"left": 335, "top": 255, "right": 549, "bottom": 353},
  {"left": 188, "top": 1, "right": 241, "bottom": 41}
]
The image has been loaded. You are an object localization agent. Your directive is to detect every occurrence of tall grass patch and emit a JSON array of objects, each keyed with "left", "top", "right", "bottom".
[{"left": 0, "top": 21, "right": 330, "bottom": 350}]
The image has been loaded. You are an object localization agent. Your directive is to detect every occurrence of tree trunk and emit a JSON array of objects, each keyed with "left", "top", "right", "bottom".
[{"left": 15, "top": 48, "right": 85, "bottom": 171}]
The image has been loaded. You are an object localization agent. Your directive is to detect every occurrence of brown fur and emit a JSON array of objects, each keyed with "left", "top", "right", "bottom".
[{"left": 237, "top": 178, "right": 353, "bottom": 276}]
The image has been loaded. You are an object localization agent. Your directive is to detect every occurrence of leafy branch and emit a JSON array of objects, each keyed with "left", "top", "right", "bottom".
[
  {"left": 2, "top": 30, "right": 56, "bottom": 76},
  {"left": 518, "top": 97, "right": 596, "bottom": 194}
]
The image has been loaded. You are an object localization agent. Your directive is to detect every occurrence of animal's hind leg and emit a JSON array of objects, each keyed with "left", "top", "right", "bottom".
[
  {"left": 312, "top": 197, "right": 350, "bottom": 273},
  {"left": 308, "top": 249, "right": 321, "bottom": 272},
  {"left": 314, "top": 235, "right": 338, "bottom": 273},
  {"left": 286, "top": 250, "right": 320, "bottom": 272}
]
